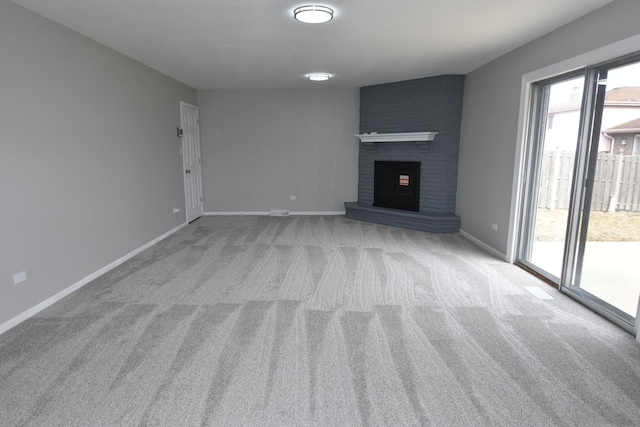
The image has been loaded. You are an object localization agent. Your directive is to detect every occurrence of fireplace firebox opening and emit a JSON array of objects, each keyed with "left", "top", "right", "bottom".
[{"left": 373, "top": 161, "right": 420, "bottom": 212}]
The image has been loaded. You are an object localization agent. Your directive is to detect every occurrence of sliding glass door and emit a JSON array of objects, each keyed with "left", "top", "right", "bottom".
[
  {"left": 519, "top": 55, "right": 640, "bottom": 330},
  {"left": 568, "top": 59, "right": 640, "bottom": 324},
  {"left": 519, "top": 74, "right": 584, "bottom": 281}
]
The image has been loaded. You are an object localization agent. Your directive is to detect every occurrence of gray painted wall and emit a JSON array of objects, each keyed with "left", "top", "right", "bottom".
[
  {"left": 0, "top": 2, "right": 196, "bottom": 327},
  {"left": 198, "top": 89, "right": 359, "bottom": 213},
  {"left": 457, "top": 0, "right": 640, "bottom": 256}
]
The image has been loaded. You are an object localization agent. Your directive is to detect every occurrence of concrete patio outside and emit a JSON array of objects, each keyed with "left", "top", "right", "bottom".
[{"left": 532, "top": 241, "right": 640, "bottom": 317}]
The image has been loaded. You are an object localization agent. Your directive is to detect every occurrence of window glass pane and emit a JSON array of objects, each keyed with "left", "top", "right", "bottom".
[
  {"left": 525, "top": 77, "right": 584, "bottom": 279},
  {"left": 579, "top": 60, "right": 640, "bottom": 317}
]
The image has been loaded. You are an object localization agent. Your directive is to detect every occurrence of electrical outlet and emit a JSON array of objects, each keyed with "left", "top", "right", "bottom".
[
  {"left": 289, "top": 196, "right": 297, "bottom": 201},
  {"left": 173, "top": 208, "right": 181, "bottom": 214},
  {"left": 13, "top": 271, "right": 26, "bottom": 285},
  {"left": 270, "top": 210, "right": 290, "bottom": 217},
  {"left": 491, "top": 223, "right": 498, "bottom": 231}
]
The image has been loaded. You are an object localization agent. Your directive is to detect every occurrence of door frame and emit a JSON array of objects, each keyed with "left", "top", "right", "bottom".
[
  {"left": 509, "top": 36, "right": 640, "bottom": 335},
  {"left": 515, "top": 71, "right": 586, "bottom": 285},
  {"left": 509, "top": 34, "right": 640, "bottom": 264},
  {"left": 565, "top": 56, "right": 640, "bottom": 328},
  {"left": 180, "top": 101, "right": 203, "bottom": 223}
]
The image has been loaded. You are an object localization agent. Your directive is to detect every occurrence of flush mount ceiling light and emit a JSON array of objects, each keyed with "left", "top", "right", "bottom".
[
  {"left": 307, "top": 73, "right": 331, "bottom": 81},
  {"left": 294, "top": 5, "right": 334, "bottom": 24}
]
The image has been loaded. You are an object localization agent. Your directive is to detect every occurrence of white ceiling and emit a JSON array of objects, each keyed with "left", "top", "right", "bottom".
[{"left": 11, "top": 0, "right": 615, "bottom": 90}]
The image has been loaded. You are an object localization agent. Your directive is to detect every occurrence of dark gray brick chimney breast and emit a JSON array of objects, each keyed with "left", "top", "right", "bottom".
[{"left": 345, "top": 75, "right": 464, "bottom": 233}]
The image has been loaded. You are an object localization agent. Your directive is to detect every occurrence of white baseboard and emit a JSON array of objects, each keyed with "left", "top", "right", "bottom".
[
  {"left": 0, "top": 222, "right": 188, "bottom": 336},
  {"left": 290, "top": 211, "right": 345, "bottom": 216},
  {"left": 204, "top": 211, "right": 270, "bottom": 216},
  {"left": 204, "top": 211, "right": 345, "bottom": 216},
  {"left": 460, "top": 229, "right": 507, "bottom": 261}
]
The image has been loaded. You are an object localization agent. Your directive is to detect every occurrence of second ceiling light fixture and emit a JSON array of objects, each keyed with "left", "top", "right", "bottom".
[{"left": 293, "top": 4, "right": 335, "bottom": 82}]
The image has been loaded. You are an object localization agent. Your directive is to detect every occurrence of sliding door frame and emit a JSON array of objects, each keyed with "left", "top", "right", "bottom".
[
  {"left": 560, "top": 68, "right": 600, "bottom": 290},
  {"left": 563, "top": 54, "right": 640, "bottom": 329},
  {"left": 510, "top": 38, "right": 640, "bottom": 335},
  {"left": 517, "top": 71, "right": 587, "bottom": 284}
]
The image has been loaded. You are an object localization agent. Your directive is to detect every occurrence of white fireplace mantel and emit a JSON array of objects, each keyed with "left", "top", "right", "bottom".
[{"left": 356, "top": 131, "right": 439, "bottom": 144}]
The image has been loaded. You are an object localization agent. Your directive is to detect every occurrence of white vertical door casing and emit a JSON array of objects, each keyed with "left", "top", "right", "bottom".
[{"left": 180, "top": 102, "right": 203, "bottom": 222}]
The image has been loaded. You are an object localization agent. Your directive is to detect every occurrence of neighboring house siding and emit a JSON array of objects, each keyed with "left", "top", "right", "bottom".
[
  {"left": 608, "top": 133, "right": 636, "bottom": 155},
  {"left": 546, "top": 88, "right": 640, "bottom": 153}
]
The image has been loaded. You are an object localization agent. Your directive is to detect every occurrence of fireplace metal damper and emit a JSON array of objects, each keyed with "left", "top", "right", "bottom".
[{"left": 374, "top": 161, "right": 420, "bottom": 212}]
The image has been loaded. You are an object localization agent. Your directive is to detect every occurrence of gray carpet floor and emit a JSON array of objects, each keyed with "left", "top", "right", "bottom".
[{"left": 1, "top": 215, "right": 639, "bottom": 426}]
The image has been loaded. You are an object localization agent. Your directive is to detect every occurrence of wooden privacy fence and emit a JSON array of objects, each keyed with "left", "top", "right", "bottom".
[{"left": 538, "top": 150, "right": 640, "bottom": 212}]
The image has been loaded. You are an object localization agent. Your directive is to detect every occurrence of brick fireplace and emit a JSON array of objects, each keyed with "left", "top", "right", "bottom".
[{"left": 345, "top": 75, "right": 464, "bottom": 233}]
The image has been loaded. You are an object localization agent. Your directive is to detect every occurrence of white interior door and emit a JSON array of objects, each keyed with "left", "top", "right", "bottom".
[{"left": 180, "top": 102, "right": 203, "bottom": 222}]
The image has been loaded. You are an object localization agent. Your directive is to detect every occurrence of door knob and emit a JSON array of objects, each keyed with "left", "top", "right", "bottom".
[{"left": 186, "top": 169, "right": 191, "bottom": 174}]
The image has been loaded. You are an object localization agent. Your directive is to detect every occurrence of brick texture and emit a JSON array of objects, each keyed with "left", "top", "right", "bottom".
[
  {"left": 344, "top": 202, "right": 460, "bottom": 233},
  {"left": 349, "top": 75, "right": 464, "bottom": 232}
]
